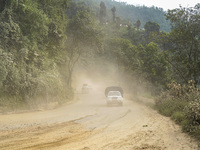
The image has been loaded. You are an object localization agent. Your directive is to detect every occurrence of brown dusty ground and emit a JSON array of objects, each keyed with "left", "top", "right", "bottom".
[{"left": 0, "top": 89, "right": 199, "bottom": 150}]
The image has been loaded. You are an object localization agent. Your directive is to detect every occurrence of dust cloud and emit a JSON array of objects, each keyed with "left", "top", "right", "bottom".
[
  {"left": 72, "top": 59, "right": 147, "bottom": 99},
  {"left": 0, "top": 59, "right": 199, "bottom": 150}
]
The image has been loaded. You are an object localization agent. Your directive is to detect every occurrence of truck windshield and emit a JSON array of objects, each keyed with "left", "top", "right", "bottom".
[{"left": 108, "top": 91, "right": 121, "bottom": 96}]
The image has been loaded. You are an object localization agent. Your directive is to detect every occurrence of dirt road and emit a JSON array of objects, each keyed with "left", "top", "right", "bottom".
[{"left": 0, "top": 89, "right": 199, "bottom": 150}]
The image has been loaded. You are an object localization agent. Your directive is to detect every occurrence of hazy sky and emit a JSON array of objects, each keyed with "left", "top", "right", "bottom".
[{"left": 116, "top": 0, "right": 199, "bottom": 10}]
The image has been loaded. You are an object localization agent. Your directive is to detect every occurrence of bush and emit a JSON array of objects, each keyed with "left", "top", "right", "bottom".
[
  {"left": 156, "top": 96, "right": 188, "bottom": 117},
  {"left": 155, "top": 81, "right": 200, "bottom": 141},
  {"left": 185, "top": 98, "right": 200, "bottom": 125},
  {"left": 171, "top": 111, "right": 186, "bottom": 124}
]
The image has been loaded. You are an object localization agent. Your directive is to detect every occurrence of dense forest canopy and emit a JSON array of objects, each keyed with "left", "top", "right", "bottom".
[{"left": 0, "top": 0, "right": 200, "bottom": 111}]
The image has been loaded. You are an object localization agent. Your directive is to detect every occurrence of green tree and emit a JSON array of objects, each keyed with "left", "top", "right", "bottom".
[
  {"left": 144, "top": 21, "right": 160, "bottom": 43},
  {"left": 135, "top": 19, "right": 141, "bottom": 30},
  {"left": 116, "top": 16, "right": 121, "bottom": 29},
  {"left": 99, "top": 1, "right": 106, "bottom": 24},
  {"left": 65, "top": 8, "right": 103, "bottom": 87},
  {"left": 37, "top": 0, "right": 68, "bottom": 58},
  {"left": 141, "top": 43, "right": 172, "bottom": 92},
  {"left": 111, "top": 6, "right": 116, "bottom": 23},
  {"left": 164, "top": 4, "right": 200, "bottom": 83},
  {"left": 124, "top": 25, "right": 146, "bottom": 45}
]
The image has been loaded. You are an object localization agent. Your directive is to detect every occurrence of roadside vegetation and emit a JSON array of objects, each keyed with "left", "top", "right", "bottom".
[
  {"left": 0, "top": 0, "right": 200, "bottom": 141},
  {"left": 154, "top": 5, "right": 200, "bottom": 140},
  {"left": 155, "top": 81, "right": 200, "bottom": 140}
]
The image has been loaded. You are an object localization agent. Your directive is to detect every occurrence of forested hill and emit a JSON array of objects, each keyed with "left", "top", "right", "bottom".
[{"left": 73, "top": 0, "right": 171, "bottom": 32}]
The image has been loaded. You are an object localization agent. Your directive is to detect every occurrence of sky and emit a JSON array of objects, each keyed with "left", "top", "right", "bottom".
[{"left": 116, "top": 0, "right": 199, "bottom": 11}]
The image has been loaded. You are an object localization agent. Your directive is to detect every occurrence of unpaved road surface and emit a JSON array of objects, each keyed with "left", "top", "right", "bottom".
[{"left": 0, "top": 90, "right": 199, "bottom": 150}]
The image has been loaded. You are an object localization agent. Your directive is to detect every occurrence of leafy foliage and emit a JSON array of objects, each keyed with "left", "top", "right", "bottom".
[
  {"left": 0, "top": 0, "right": 71, "bottom": 110},
  {"left": 99, "top": 1, "right": 107, "bottom": 24},
  {"left": 155, "top": 80, "right": 200, "bottom": 140},
  {"left": 162, "top": 4, "right": 200, "bottom": 83},
  {"left": 135, "top": 19, "right": 141, "bottom": 30},
  {"left": 144, "top": 21, "right": 160, "bottom": 42},
  {"left": 185, "top": 99, "right": 200, "bottom": 125},
  {"left": 138, "top": 43, "right": 172, "bottom": 90},
  {"left": 65, "top": 2, "right": 103, "bottom": 87}
]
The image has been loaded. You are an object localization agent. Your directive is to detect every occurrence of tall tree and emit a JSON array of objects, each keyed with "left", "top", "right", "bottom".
[
  {"left": 138, "top": 42, "right": 172, "bottom": 93},
  {"left": 135, "top": 19, "right": 141, "bottom": 30},
  {"left": 116, "top": 17, "right": 121, "bottom": 29},
  {"left": 144, "top": 21, "right": 160, "bottom": 43},
  {"left": 111, "top": 6, "right": 116, "bottom": 23},
  {"left": 144, "top": 21, "right": 160, "bottom": 35},
  {"left": 66, "top": 7, "right": 103, "bottom": 87},
  {"left": 99, "top": 1, "right": 106, "bottom": 24},
  {"left": 165, "top": 4, "right": 200, "bottom": 83}
]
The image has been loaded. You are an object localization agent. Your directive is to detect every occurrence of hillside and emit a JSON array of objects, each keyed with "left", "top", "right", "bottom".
[{"left": 73, "top": 0, "right": 171, "bottom": 32}]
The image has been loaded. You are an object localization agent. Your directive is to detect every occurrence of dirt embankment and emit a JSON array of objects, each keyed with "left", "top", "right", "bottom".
[{"left": 0, "top": 91, "right": 199, "bottom": 150}]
